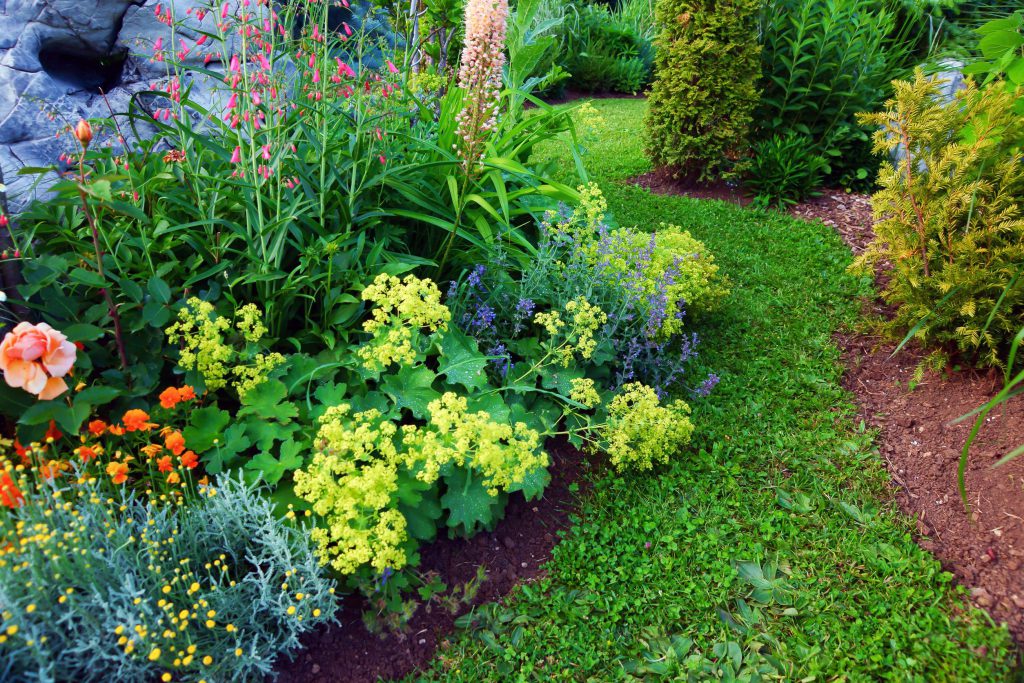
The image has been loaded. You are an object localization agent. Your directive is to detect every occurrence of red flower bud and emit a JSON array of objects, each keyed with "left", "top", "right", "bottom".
[{"left": 74, "top": 119, "right": 93, "bottom": 149}]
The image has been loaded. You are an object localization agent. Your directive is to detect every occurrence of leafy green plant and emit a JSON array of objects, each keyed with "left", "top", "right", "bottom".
[
  {"left": 644, "top": 0, "right": 762, "bottom": 181},
  {"left": 756, "top": 0, "right": 915, "bottom": 188},
  {"left": 745, "top": 133, "right": 828, "bottom": 208},
  {"left": 853, "top": 71, "right": 1024, "bottom": 367},
  {"left": 962, "top": 8, "right": 1024, "bottom": 108},
  {"left": 563, "top": 4, "right": 655, "bottom": 94}
]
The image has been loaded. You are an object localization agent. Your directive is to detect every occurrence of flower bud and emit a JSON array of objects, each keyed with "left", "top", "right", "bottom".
[{"left": 74, "top": 119, "right": 93, "bottom": 148}]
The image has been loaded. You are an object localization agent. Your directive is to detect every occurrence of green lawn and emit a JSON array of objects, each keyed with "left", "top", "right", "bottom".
[{"left": 413, "top": 99, "right": 1016, "bottom": 681}]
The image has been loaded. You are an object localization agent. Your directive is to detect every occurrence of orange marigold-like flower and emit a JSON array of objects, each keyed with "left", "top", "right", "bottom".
[
  {"left": 108, "top": 425, "right": 126, "bottom": 436},
  {"left": 39, "top": 460, "right": 66, "bottom": 480},
  {"left": 165, "top": 431, "right": 186, "bottom": 456},
  {"left": 13, "top": 440, "right": 29, "bottom": 466},
  {"left": 156, "top": 455, "right": 173, "bottom": 473},
  {"left": 106, "top": 461, "right": 129, "bottom": 484},
  {"left": 76, "top": 445, "right": 99, "bottom": 462},
  {"left": 158, "top": 386, "right": 181, "bottom": 409},
  {"left": 87, "top": 420, "right": 107, "bottom": 437},
  {"left": 0, "top": 470, "right": 24, "bottom": 508},
  {"left": 45, "top": 420, "right": 63, "bottom": 442},
  {"left": 180, "top": 450, "right": 198, "bottom": 469},
  {"left": 166, "top": 471, "right": 181, "bottom": 485},
  {"left": 179, "top": 385, "right": 196, "bottom": 402},
  {"left": 141, "top": 444, "right": 163, "bottom": 458},
  {"left": 122, "top": 409, "right": 156, "bottom": 432}
]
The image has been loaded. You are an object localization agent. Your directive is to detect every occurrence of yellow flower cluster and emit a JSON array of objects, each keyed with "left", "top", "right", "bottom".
[
  {"left": 403, "top": 393, "right": 547, "bottom": 496},
  {"left": 573, "top": 182, "right": 608, "bottom": 233},
  {"left": 294, "top": 395, "right": 547, "bottom": 575},
  {"left": 591, "top": 223, "right": 729, "bottom": 338},
  {"left": 293, "top": 405, "right": 410, "bottom": 575},
  {"left": 165, "top": 298, "right": 283, "bottom": 397},
  {"left": 602, "top": 383, "right": 694, "bottom": 471},
  {"left": 357, "top": 274, "right": 451, "bottom": 371},
  {"left": 568, "top": 378, "right": 601, "bottom": 408},
  {"left": 536, "top": 297, "right": 608, "bottom": 367}
]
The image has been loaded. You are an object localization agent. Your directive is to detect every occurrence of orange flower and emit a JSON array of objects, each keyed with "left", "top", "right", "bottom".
[
  {"left": 179, "top": 385, "right": 196, "bottom": 401},
  {"left": 156, "top": 455, "right": 173, "bottom": 473},
  {"left": 0, "top": 321, "right": 77, "bottom": 401},
  {"left": 158, "top": 387, "right": 181, "bottom": 409},
  {"left": 87, "top": 420, "right": 107, "bottom": 437},
  {"left": 165, "top": 431, "right": 186, "bottom": 456},
  {"left": 122, "top": 409, "right": 156, "bottom": 432},
  {"left": 106, "top": 461, "right": 129, "bottom": 485},
  {"left": 141, "top": 444, "right": 163, "bottom": 458},
  {"left": 39, "top": 460, "right": 66, "bottom": 480},
  {"left": 76, "top": 445, "right": 99, "bottom": 462},
  {"left": 180, "top": 450, "right": 198, "bottom": 469},
  {"left": 45, "top": 420, "right": 63, "bottom": 442},
  {"left": 13, "top": 440, "right": 28, "bottom": 466},
  {"left": 0, "top": 471, "right": 24, "bottom": 509},
  {"left": 166, "top": 471, "right": 181, "bottom": 485},
  {"left": 108, "top": 425, "right": 126, "bottom": 436},
  {"left": 197, "top": 476, "right": 209, "bottom": 486}
]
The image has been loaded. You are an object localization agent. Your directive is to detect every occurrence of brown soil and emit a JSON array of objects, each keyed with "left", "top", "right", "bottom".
[
  {"left": 274, "top": 440, "right": 588, "bottom": 683},
  {"left": 632, "top": 167, "right": 751, "bottom": 205},
  {"left": 794, "top": 192, "right": 1024, "bottom": 645}
]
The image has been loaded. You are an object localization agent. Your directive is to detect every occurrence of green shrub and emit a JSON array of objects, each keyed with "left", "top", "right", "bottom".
[
  {"left": 644, "top": 0, "right": 762, "bottom": 181},
  {"left": 756, "top": 0, "right": 913, "bottom": 188},
  {"left": 563, "top": 4, "right": 655, "bottom": 94},
  {"left": 853, "top": 71, "right": 1024, "bottom": 367},
  {"left": 745, "top": 133, "right": 829, "bottom": 208},
  {"left": 0, "top": 471, "right": 337, "bottom": 683}
]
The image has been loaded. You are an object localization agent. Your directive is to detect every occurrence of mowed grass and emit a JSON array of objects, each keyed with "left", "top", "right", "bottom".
[{"left": 412, "top": 99, "right": 1017, "bottom": 681}]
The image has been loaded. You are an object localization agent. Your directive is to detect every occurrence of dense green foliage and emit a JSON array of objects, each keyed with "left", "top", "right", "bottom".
[
  {"left": 754, "top": 0, "right": 914, "bottom": 189},
  {"left": 854, "top": 71, "right": 1024, "bottom": 368},
  {"left": 745, "top": 133, "right": 828, "bottom": 208},
  {"left": 644, "top": 0, "right": 761, "bottom": 181},
  {"left": 420, "top": 97, "right": 1015, "bottom": 682},
  {"left": 562, "top": 3, "right": 655, "bottom": 94}
]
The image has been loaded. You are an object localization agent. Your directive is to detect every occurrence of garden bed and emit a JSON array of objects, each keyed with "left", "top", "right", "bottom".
[{"left": 796, "top": 192, "right": 1024, "bottom": 645}]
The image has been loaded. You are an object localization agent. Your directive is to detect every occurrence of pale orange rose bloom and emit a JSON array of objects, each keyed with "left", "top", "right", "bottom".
[{"left": 0, "top": 322, "right": 76, "bottom": 400}]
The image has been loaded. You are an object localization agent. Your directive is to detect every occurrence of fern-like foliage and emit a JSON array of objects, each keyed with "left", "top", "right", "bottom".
[
  {"left": 643, "top": 0, "right": 762, "bottom": 181},
  {"left": 853, "top": 71, "right": 1024, "bottom": 368}
]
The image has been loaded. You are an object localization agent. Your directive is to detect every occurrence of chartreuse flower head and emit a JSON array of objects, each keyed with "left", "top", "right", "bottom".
[
  {"left": 295, "top": 394, "right": 547, "bottom": 575},
  {"left": 535, "top": 296, "right": 608, "bottom": 367},
  {"left": 601, "top": 383, "right": 694, "bottom": 471},
  {"left": 358, "top": 274, "right": 451, "bottom": 371},
  {"left": 165, "top": 298, "right": 283, "bottom": 398}
]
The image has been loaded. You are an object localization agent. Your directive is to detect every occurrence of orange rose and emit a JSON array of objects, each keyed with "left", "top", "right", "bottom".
[{"left": 0, "top": 322, "right": 77, "bottom": 400}]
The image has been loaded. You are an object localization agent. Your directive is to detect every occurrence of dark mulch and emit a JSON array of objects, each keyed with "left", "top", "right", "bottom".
[
  {"left": 794, "top": 192, "right": 1024, "bottom": 645},
  {"left": 274, "top": 440, "right": 589, "bottom": 683},
  {"left": 631, "top": 167, "right": 751, "bottom": 206}
]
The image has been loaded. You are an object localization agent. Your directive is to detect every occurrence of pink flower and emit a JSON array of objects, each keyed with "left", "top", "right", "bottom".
[
  {"left": 221, "top": 2, "right": 229, "bottom": 19},
  {"left": 230, "top": 146, "right": 241, "bottom": 163},
  {"left": 229, "top": 54, "right": 240, "bottom": 73},
  {"left": 312, "top": 68, "right": 320, "bottom": 83},
  {"left": 154, "top": 37, "right": 163, "bottom": 51},
  {"left": 387, "top": 60, "right": 399, "bottom": 74},
  {"left": 0, "top": 322, "right": 76, "bottom": 401}
]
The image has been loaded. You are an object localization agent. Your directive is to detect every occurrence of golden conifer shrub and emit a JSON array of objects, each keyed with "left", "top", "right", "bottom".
[{"left": 853, "top": 71, "right": 1024, "bottom": 367}]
